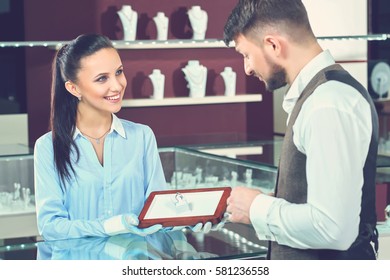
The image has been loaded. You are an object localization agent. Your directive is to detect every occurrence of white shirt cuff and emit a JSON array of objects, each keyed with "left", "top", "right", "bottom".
[{"left": 250, "top": 194, "right": 277, "bottom": 241}]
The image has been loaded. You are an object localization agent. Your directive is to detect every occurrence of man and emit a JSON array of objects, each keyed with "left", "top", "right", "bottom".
[{"left": 224, "top": 0, "right": 378, "bottom": 259}]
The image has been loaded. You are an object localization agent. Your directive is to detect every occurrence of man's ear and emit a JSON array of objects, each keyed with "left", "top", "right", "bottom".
[
  {"left": 263, "top": 35, "right": 282, "bottom": 57},
  {"left": 65, "top": 81, "right": 81, "bottom": 99}
]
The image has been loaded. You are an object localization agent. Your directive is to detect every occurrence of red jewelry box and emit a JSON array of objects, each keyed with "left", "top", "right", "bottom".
[{"left": 138, "top": 187, "right": 231, "bottom": 228}]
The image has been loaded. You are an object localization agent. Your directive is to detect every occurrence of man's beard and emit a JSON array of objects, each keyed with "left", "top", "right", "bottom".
[
  {"left": 263, "top": 53, "right": 287, "bottom": 91},
  {"left": 265, "top": 65, "right": 287, "bottom": 91}
]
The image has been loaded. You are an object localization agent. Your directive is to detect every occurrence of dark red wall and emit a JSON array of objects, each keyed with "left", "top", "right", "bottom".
[{"left": 24, "top": 0, "right": 273, "bottom": 147}]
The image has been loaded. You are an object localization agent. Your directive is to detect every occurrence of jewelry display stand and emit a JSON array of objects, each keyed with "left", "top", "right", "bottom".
[
  {"left": 182, "top": 60, "right": 207, "bottom": 98},
  {"left": 220, "top": 67, "right": 237, "bottom": 97},
  {"left": 153, "top": 12, "right": 169, "bottom": 41},
  {"left": 188, "top": 6, "right": 208, "bottom": 40},
  {"left": 117, "top": 5, "right": 138, "bottom": 41},
  {"left": 148, "top": 69, "right": 165, "bottom": 99}
]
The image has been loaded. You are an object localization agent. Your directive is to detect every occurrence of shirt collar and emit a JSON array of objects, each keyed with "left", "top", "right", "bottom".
[
  {"left": 73, "top": 113, "right": 126, "bottom": 140},
  {"left": 282, "top": 50, "right": 335, "bottom": 115}
]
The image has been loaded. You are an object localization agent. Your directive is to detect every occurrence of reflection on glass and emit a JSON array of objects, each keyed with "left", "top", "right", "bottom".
[{"left": 37, "top": 231, "right": 217, "bottom": 260}]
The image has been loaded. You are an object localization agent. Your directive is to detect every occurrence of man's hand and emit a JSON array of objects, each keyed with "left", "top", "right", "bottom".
[{"left": 226, "top": 186, "right": 262, "bottom": 224}]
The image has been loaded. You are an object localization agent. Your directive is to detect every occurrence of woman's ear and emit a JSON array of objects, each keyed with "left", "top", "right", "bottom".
[{"left": 65, "top": 81, "right": 82, "bottom": 100}]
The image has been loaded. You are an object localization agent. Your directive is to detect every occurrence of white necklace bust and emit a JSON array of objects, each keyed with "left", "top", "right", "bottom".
[
  {"left": 220, "top": 67, "right": 237, "bottom": 97},
  {"left": 188, "top": 6, "right": 208, "bottom": 40},
  {"left": 117, "top": 5, "right": 138, "bottom": 41},
  {"left": 153, "top": 12, "right": 169, "bottom": 41},
  {"left": 182, "top": 60, "right": 207, "bottom": 98},
  {"left": 149, "top": 69, "right": 165, "bottom": 99}
]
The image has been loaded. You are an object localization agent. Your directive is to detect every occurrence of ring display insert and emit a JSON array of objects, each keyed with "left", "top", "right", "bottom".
[{"left": 138, "top": 187, "right": 231, "bottom": 228}]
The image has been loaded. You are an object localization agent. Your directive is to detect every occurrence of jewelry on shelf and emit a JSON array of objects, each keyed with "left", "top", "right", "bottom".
[
  {"left": 149, "top": 69, "right": 165, "bottom": 99},
  {"left": 117, "top": 5, "right": 138, "bottom": 41},
  {"left": 188, "top": 6, "right": 208, "bottom": 40},
  {"left": 13, "top": 182, "right": 21, "bottom": 201},
  {"left": 182, "top": 60, "right": 207, "bottom": 98},
  {"left": 153, "top": 12, "right": 169, "bottom": 41},
  {"left": 244, "top": 168, "right": 253, "bottom": 187},
  {"left": 22, "top": 187, "right": 31, "bottom": 208},
  {"left": 220, "top": 67, "right": 237, "bottom": 97},
  {"left": 80, "top": 127, "right": 111, "bottom": 144},
  {"left": 186, "top": 67, "right": 206, "bottom": 85}
]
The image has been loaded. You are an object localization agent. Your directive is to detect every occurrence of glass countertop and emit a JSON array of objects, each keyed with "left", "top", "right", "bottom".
[
  {"left": 0, "top": 144, "right": 33, "bottom": 157},
  {"left": 0, "top": 223, "right": 268, "bottom": 260}
]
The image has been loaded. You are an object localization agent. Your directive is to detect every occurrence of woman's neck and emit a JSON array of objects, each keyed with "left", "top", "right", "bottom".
[{"left": 76, "top": 107, "right": 112, "bottom": 135}]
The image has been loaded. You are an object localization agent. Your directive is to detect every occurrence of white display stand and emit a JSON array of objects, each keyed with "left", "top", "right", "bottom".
[
  {"left": 153, "top": 12, "right": 169, "bottom": 41},
  {"left": 182, "top": 60, "right": 207, "bottom": 98},
  {"left": 188, "top": 6, "right": 208, "bottom": 40},
  {"left": 148, "top": 69, "right": 165, "bottom": 99},
  {"left": 117, "top": 5, "right": 138, "bottom": 41}
]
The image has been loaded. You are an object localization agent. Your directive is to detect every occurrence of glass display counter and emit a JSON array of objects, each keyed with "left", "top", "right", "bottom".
[
  {"left": 159, "top": 147, "right": 277, "bottom": 193},
  {"left": 0, "top": 223, "right": 268, "bottom": 260},
  {"left": 0, "top": 145, "right": 276, "bottom": 260},
  {"left": 0, "top": 144, "right": 37, "bottom": 239}
]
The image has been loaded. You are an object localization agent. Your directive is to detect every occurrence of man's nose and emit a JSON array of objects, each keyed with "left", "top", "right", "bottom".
[{"left": 244, "top": 60, "right": 254, "bottom": 76}]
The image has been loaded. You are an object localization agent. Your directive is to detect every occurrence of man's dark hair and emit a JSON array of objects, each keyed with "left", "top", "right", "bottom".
[{"left": 223, "top": 0, "right": 314, "bottom": 46}]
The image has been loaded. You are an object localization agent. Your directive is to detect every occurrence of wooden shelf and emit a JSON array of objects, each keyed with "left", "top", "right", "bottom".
[{"left": 121, "top": 94, "right": 262, "bottom": 107}]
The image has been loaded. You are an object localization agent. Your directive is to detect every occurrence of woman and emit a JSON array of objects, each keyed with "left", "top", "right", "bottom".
[{"left": 34, "top": 34, "right": 166, "bottom": 240}]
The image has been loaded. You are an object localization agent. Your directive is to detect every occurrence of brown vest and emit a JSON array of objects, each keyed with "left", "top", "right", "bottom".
[{"left": 270, "top": 64, "right": 378, "bottom": 260}]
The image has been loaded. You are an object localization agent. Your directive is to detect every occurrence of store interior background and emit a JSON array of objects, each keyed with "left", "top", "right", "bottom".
[
  {"left": 0, "top": 0, "right": 389, "bottom": 146},
  {"left": 1, "top": 0, "right": 390, "bottom": 259}
]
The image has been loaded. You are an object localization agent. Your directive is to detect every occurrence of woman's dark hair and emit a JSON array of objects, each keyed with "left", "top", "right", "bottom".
[
  {"left": 51, "top": 34, "right": 114, "bottom": 185},
  {"left": 223, "top": 0, "right": 314, "bottom": 46}
]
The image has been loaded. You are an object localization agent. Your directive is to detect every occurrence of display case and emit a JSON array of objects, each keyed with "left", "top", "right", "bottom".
[
  {"left": 159, "top": 147, "right": 277, "bottom": 193},
  {"left": 0, "top": 144, "right": 37, "bottom": 239},
  {"left": 0, "top": 145, "right": 276, "bottom": 238}
]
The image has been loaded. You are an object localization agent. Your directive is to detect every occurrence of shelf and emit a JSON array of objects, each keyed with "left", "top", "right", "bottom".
[
  {"left": 121, "top": 94, "right": 262, "bottom": 107},
  {"left": 112, "top": 39, "right": 229, "bottom": 49},
  {"left": 317, "top": 34, "right": 389, "bottom": 41},
  {"left": 199, "top": 145, "right": 264, "bottom": 158},
  {"left": 1, "top": 34, "right": 389, "bottom": 49},
  {"left": 0, "top": 39, "right": 230, "bottom": 50}
]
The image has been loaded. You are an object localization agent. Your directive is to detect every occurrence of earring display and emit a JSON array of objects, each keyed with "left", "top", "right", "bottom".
[
  {"left": 117, "top": 5, "right": 138, "bottom": 41},
  {"left": 182, "top": 60, "right": 208, "bottom": 98},
  {"left": 220, "top": 67, "right": 237, "bottom": 97},
  {"left": 187, "top": 6, "right": 208, "bottom": 40},
  {"left": 148, "top": 69, "right": 165, "bottom": 99},
  {"left": 153, "top": 12, "right": 169, "bottom": 41}
]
